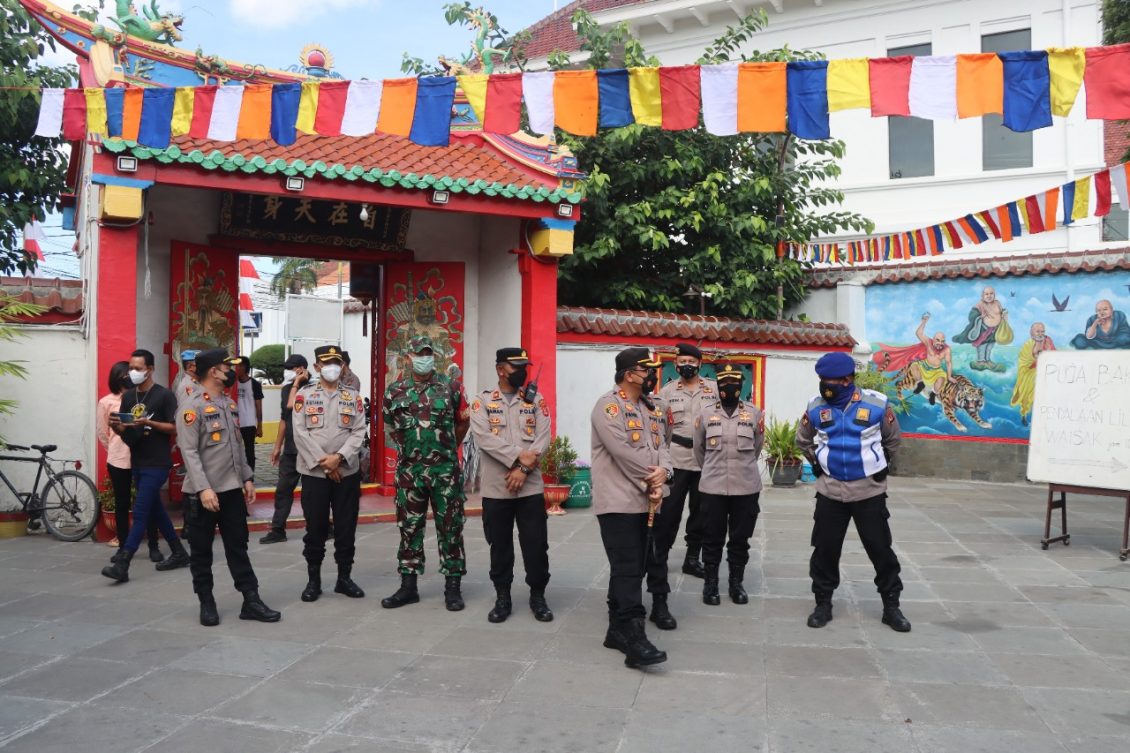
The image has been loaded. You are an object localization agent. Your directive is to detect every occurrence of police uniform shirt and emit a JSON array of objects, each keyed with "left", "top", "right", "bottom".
[
  {"left": 658, "top": 377, "right": 717, "bottom": 471},
  {"left": 692, "top": 401, "right": 765, "bottom": 496},
  {"left": 796, "top": 388, "right": 902, "bottom": 502},
  {"left": 176, "top": 389, "right": 252, "bottom": 495},
  {"left": 590, "top": 388, "right": 673, "bottom": 515},
  {"left": 470, "top": 388, "right": 552, "bottom": 499},
  {"left": 291, "top": 382, "right": 368, "bottom": 477},
  {"left": 176, "top": 377, "right": 202, "bottom": 408}
]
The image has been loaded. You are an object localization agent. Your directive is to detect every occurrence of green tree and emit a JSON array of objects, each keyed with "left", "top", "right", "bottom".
[
  {"left": 269, "top": 257, "right": 321, "bottom": 299},
  {"left": 1104, "top": 0, "right": 1130, "bottom": 162},
  {"left": 250, "top": 343, "right": 286, "bottom": 385},
  {"left": 0, "top": 2, "right": 78, "bottom": 275},
  {"left": 553, "top": 10, "right": 872, "bottom": 319},
  {"left": 0, "top": 293, "right": 46, "bottom": 444}
]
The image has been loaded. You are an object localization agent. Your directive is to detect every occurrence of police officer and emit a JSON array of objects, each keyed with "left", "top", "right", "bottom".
[
  {"left": 340, "top": 351, "right": 362, "bottom": 392},
  {"left": 176, "top": 349, "right": 280, "bottom": 627},
  {"left": 470, "top": 347, "right": 554, "bottom": 624},
  {"left": 381, "top": 335, "right": 471, "bottom": 611},
  {"left": 692, "top": 364, "right": 764, "bottom": 606},
  {"left": 591, "top": 348, "right": 672, "bottom": 669},
  {"left": 292, "top": 346, "right": 368, "bottom": 602},
  {"left": 262, "top": 353, "right": 308, "bottom": 544},
  {"left": 796, "top": 352, "right": 911, "bottom": 633},
  {"left": 173, "top": 349, "right": 201, "bottom": 407}
]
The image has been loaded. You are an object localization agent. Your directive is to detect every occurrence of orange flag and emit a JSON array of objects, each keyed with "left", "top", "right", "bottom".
[
  {"left": 956, "top": 53, "right": 1003, "bottom": 118},
  {"left": 236, "top": 84, "right": 272, "bottom": 140},
  {"left": 554, "top": 70, "right": 599, "bottom": 136},
  {"left": 377, "top": 78, "right": 418, "bottom": 138},
  {"left": 737, "top": 62, "right": 786, "bottom": 132},
  {"left": 121, "top": 88, "right": 144, "bottom": 141}
]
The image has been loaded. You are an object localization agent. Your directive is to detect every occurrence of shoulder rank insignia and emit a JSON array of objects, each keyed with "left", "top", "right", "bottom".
[
  {"left": 182, "top": 409, "right": 197, "bottom": 425},
  {"left": 203, "top": 405, "right": 218, "bottom": 415},
  {"left": 229, "top": 402, "right": 238, "bottom": 412},
  {"left": 850, "top": 390, "right": 862, "bottom": 403},
  {"left": 886, "top": 408, "right": 896, "bottom": 424},
  {"left": 492, "top": 390, "right": 501, "bottom": 399},
  {"left": 604, "top": 403, "right": 619, "bottom": 417},
  {"left": 202, "top": 393, "right": 212, "bottom": 402},
  {"left": 801, "top": 414, "right": 810, "bottom": 426}
]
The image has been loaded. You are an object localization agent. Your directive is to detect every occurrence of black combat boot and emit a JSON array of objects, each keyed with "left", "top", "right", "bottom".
[
  {"left": 881, "top": 592, "right": 912, "bottom": 632},
  {"left": 381, "top": 574, "right": 419, "bottom": 608},
  {"left": 529, "top": 589, "right": 554, "bottom": 622},
  {"left": 259, "top": 528, "right": 287, "bottom": 544},
  {"left": 199, "top": 592, "right": 220, "bottom": 627},
  {"left": 622, "top": 618, "right": 667, "bottom": 669},
  {"left": 649, "top": 593, "right": 677, "bottom": 630},
  {"left": 603, "top": 599, "right": 627, "bottom": 653},
  {"left": 334, "top": 566, "right": 365, "bottom": 598},
  {"left": 148, "top": 542, "right": 165, "bottom": 563},
  {"left": 101, "top": 549, "right": 133, "bottom": 583},
  {"left": 488, "top": 584, "right": 512, "bottom": 623},
  {"left": 702, "top": 564, "right": 721, "bottom": 606},
  {"left": 807, "top": 593, "right": 833, "bottom": 628},
  {"left": 239, "top": 591, "right": 281, "bottom": 622},
  {"left": 444, "top": 576, "right": 465, "bottom": 612},
  {"left": 110, "top": 548, "right": 127, "bottom": 564},
  {"left": 728, "top": 566, "right": 749, "bottom": 605},
  {"left": 155, "top": 538, "right": 189, "bottom": 571},
  {"left": 301, "top": 564, "right": 322, "bottom": 602},
  {"left": 682, "top": 547, "right": 706, "bottom": 579}
]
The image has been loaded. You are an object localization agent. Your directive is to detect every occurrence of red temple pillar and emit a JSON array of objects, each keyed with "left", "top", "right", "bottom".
[
  {"left": 94, "top": 224, "right": 139, "bottom": 482},
  {"left": 518, "top": 251, "right": 558, "bottom": 434}
]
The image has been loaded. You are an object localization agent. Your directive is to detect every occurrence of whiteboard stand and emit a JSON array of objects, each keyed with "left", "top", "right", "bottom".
[{"left": 1042, "top": 484, "right": 1130, "bottom": 561}]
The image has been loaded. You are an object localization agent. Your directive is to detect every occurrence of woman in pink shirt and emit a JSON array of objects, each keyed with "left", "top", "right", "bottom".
[{"left": 97, "top": 361, "right": 161, "bottom": 560}]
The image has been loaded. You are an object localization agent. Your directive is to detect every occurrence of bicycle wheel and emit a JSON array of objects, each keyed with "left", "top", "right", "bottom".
[{"left": 41, "top": 470, "right": 99, "bottom": 541}]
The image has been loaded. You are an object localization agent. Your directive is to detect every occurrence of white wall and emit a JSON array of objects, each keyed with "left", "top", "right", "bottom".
[{"left": 476, "top": 215, "right": 523, "bottom": 392}]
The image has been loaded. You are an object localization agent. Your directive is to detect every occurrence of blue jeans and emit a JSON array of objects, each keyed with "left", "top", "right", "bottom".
[{"left": 123, "top": 467, "right": 180, "bottom": 553}]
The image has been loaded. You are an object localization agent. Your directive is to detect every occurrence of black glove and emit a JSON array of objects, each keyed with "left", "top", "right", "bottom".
[
  {"left": 872, "top": 468, "right": 889, "bottom": 482},
  {"left": 811, "top": 463, "right": 824, "bottom": 478}
]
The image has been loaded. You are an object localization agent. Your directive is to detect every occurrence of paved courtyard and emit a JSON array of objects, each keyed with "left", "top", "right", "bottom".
[{"left": 1, "top": 477, "right": 1128, "bottom": 753}]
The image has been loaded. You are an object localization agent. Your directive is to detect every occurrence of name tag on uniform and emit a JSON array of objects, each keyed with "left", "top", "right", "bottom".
[{"left": 855, "top": 407, "right": 871, "bottom": 422}]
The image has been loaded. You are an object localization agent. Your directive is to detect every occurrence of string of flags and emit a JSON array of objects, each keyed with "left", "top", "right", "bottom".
[
  {"left": 30, "top": 43, "right": 1130, "bottom": 149},
  {"left": 784, "top": 162, "right": 1130, "bottom": 265}
]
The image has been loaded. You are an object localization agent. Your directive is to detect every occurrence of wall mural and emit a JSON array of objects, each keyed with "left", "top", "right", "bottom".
[
  {"left": 169, "top": 242, "right": 238, "bottom": 380},
  {"left": 866, "top": 271, "right": 1130, "bottom": 440}
]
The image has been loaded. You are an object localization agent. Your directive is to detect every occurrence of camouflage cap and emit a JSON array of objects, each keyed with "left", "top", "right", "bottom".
[{"left": 408, "top": 335, "right": 434, "bottom": 354}]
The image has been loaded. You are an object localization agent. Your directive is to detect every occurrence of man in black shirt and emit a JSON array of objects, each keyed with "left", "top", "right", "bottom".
[
  {"left": 102, "top": 349, "right": 190, "bottom": 582},
  {"left": 262, "top": 353, "right": 307, "bottom": 544}
]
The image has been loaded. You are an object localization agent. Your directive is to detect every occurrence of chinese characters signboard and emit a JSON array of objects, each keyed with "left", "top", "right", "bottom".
[{"left": 219, "top": 193, "right": 411, "bottom": 251}]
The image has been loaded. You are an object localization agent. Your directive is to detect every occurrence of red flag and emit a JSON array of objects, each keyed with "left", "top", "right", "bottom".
[
  {"left": 869, "top": 56, "right": 913, "bottom": 116},
  {"left": 189, "top": 86, "right": 217, "bottom": 139},
  {"left": 1022, "top": 195, "right": 1045, "bottom": 233},
  {"left": 62, "top": 88, "right": 86, "bottom": 141},
  {"left": 977, "top": 210, "right": 1001, "bottom": 239},
  {"left": 943, "top": 221, "right": 964, "bottom": 249},
  {"left": 313, "top": 80, "right": 349, "bottom": 136},
  {"left": 914, "top": 229, "right": 927, "bottom": 256},
  {"left": 1084, "top": 43, "right": 1130, "bottom": 119},
  {"left": 483, "top": 72, "right": 523, "bottom": 134},
  {"left": 1095, "top": 169, "right": 1112, "bottom": 217},
  {"left": 660, "top": 65, "right": 702, "bottom": 131}
]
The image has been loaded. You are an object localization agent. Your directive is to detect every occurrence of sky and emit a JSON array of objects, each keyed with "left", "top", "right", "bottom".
[{"left": 30, "top": 0, "right": 566, "bottom": 279}]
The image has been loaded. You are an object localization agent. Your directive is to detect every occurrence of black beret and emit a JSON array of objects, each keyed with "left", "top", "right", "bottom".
[{"left": 675, "top": 343, "right": 702, "bottom": 360}]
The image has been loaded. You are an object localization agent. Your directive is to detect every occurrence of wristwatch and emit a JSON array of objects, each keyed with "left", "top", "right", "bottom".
[
  {"left": 517, "top": 464, "right": 532, "bottom": 474},
  {"left": 665, "top": 468, "right": 674, "bottom": 482}
]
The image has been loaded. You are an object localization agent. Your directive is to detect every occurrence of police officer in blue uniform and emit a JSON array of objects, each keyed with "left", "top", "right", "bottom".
[{"left": 795, "top": 352, "right": 911, "bottom": 633}]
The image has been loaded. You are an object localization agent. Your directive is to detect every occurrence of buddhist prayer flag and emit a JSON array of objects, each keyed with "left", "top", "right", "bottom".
[
  {"left": 701, "top": 63, "right": 738, "bottom": 135},
  {"left": 1110, "top": 163, "right": 1129, "bottom": 208},
  {"left": 341, "top": 80, "right": 383, "bottom": 137},
  {"left": 959, "top": 214, "right": 988, "bottom": 244},
  {"left": 313, "top": 80, "right": 349, "bottom": 137},
  {"left": 1006, "top": 202, "right": 1024, "bottom": 239},
  {"left": 909, "top": 56, "right": 957, "bottom": 120},
  {"left": 554, "top": 70, "right": 598, "bottom": 136},
  {"left": 235, "top": 84, "right": 272, "bottom": 141},
  {"left": 105, "top": 87, "right": 125, "bottom": 137},
  {"left": 1094, "top": 169, "right": 1112, "bottom": 217},
  {"left": 737, "top": 62, "right": 786, "bottom": 132},
  {"left": 955, "top": 53, "right": 1003, "bottom": 118},
  {"left": 270, "top": 83, "right": 300, "bottom": 145},
  {"left": 660, "top": 65, "right": 701, "bottom": 131},
  {"left": 597, "top": 69, "right": 633, "bottom": 129},
  {"left": 296, "top": 81, "right": 320, "bottom": 135},
  {"left": 34, "top": 88, "right": 64, "bottom": 137},
  {"left": 914, "top": 228, "right": 928, "bottom": 255},
  {"left": 83, "top": 88, "right": 107, "bottom": 137},
  {"left": 121, "top": 89, "right": 144, "bottom": 141},
  {"left": 628, "top": 67, "right": 662, "bottom": 127},
  {"left": 977, "top": 210, "right": 1001, "bottom": 239},
  {"left": 868, "top": 56, "right": 912, "bottom": 116},
  {"left": 207, "top": 86, "right": 243, "bottom": 142},
  {"left": 787, "top": 60, "right": 829, "bottom": 139},
  {"left": 137, "top": 88, "right": 175, "bottom": 147},
  {"left": 170, "top": 87, "right": 194, "bottom": 137},
  {"left": 377, "top": 78, "right": 417, "bottom": 137},
  {"left": 928, "top": 225, "right": 943, "bottom": 255},
  {"left": 1084, "top": 43, "right": 1130, "bottom": 119},
  {"left": 483, "top": 72, "right": 523, "bottom": 134},
  {"left": 1047, "top": 47, "right": 1085, "bottom": 116},
  {"left": 188, "top": 86, "right": 217, "bottom": 139},
  {"left": 522, "top": 71, "right": 555, "bottom": 136},
  {"left": 1039, "top": 188, "right": 1060, "bottom": 231},
  {"left": 1021, "top": 195, "right": 1045, "bottom": 233},
  {"left": 1072, "top": 176, "right": 1091, "bottom": 221},
  {"left": 943, "top": 221, "right": 964, "bottom": 249},
  {"left": 457, "top": 74, "right": 488, "bottom": 122},
  {"left": 61, "top": 88, "right": 87, "bottom": 141},
  {"left": 410, "top": 76, "right": 457, "bottom": 146},
  {"left": 1000, "top": 51, "right": 1052, "bottom": 132},
  {"left": 827, "top": 58, "right": 870, "bottom": 112}
]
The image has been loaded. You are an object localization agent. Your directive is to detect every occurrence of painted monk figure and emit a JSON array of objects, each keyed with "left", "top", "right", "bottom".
[
  {"left": 954, "top": 286, "right": 1008, "bottom": 371},
  {"left": 1070, "top": 299, "right": 1130, "bottom": 350},
  {"left": 1010, "top": 322, "right": 1055, "bottom": 426},
  {"left": 907, "top": 313, "right": 952, "bottom": 405}
]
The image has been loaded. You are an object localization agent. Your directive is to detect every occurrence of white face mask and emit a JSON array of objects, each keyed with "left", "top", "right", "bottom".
[
  {"left": 128, "top": 369, "right": 148, "bottom": 385},
  {"left": 411, "top": 355, "right": 435, "bottom": 375},
  {"left": 320, "top": 364, "right": 342, "bottom": 383},
  {"left": 283, "top": 369, "right": 297, "bottom": 384}
]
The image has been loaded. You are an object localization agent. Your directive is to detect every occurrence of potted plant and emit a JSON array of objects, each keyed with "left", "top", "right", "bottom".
[
  {"left": 540, "top": 436, "right": 578, "bottom": 516},
  {"left": 96, "top": 479, "right": 117, "bottom": 543},
  {"left": 764, "top": 416, "right": 805, "bottom": 487}
]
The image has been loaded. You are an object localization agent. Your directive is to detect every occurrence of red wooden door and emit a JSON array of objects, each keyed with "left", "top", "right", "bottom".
[{"left": 168, "top": 242, "right": 239, "bottom": 381}]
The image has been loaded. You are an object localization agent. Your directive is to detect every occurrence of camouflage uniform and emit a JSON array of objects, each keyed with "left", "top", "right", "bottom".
[{"left": 382, "top": 347, "right": 470, "bottom": 577}]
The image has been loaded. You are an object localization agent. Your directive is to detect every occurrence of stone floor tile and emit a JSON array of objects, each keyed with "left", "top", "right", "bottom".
[
  {"left": 385, "top": 654, "right": 526, "bottom": 701},
  {"left": 768, "top": 718, "right": 916, "bottom": 753},
  {"left": 464, "top": 701, "right": 627, "bottom": 753}
]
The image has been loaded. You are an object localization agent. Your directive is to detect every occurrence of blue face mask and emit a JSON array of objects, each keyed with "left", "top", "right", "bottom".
[
  {"left": 820, "top": 380, "right": 854, "bottom": 408},
  {"left": 411, "top": 355, "right": 435, "bottom": 375}
]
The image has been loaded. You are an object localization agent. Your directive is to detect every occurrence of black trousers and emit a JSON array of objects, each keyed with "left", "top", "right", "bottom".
[
  {"left": 701, "top": 492, "right": 760, "bottom": 572},
  {"left": 270, "top": 452, "right": 300, "bottom": 532},
  {"left": 809, "top": 493, "right": 903, "bottom": 597},
  {"left": 598, "top": 512, "right": 648, "bottom": 623},
  {"left": 107, "top": 463, "right": 157, "bottom": 548},
  {"left": 482, "top": 494, "right": 550, "bottom": 591},
  {"left": 240, "top": 427, "right": 257, "bottom": 472},
  {"left": 300, "top": 472, "right": 361, "bottom": 569},
  {"left": 668, "top": 469, "right": 703, "bottom": 551},
  {"left": 645, "top": 487, "right": 687, "bottom": 595},
  {"left": 185, "top": 489, "right": 258, "bottom": 597}
]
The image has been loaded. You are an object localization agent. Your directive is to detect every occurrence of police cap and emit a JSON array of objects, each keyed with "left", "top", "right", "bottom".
[
  {"left": 495, "top": 347, "right": 530, "bottom": 366},
  {"left": 715, "top": 363, "right": 744, "bottom": 383},
  {"left": 814, "top": 352, "right": 856, "bottom": 379},
  {"left": 675, "top": 343, "right": 702, "bottom": 360},
  {"left": 314, "top": 345, "right": 345, "bottom": 363},
  {"left": 179, "top": 349, "right": 199, "bottom": 363},
  {"left": 615, "top": 347, "right": 660, "bottom": 372},
  {"left": 195, "top": 348, "right": 237, "bottom": 374}
]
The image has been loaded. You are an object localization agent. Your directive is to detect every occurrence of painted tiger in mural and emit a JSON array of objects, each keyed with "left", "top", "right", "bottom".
[{"left": 891, "top": 368, "right": 993, "bottom": 433}]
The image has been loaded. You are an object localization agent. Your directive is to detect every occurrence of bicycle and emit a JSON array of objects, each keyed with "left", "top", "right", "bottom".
[{"left": 0, "top": 443, "right": 99, "bottom": 541}]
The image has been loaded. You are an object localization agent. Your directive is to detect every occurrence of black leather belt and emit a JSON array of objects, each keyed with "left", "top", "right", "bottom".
[{"left": 670, "top": 435, "right": 693, "bottom": 448}]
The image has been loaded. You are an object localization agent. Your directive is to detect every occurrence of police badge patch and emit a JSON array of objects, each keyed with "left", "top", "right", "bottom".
[
  {"left": 182, "top": 410, "right": 197, "bottom": 425},
  {"left": 604, "top": 404, "right": 619, "bottom": 417}
]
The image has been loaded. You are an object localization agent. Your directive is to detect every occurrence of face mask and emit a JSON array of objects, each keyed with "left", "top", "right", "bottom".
[
  {"left": 677, "top": 364, "right": 699, "bottom": 380},
  {"left": 506, "top": 367, "right": 527, "bottom": 390},
  {"left": 411, "top": 355, "right": 435, "bottom": 375},
  {"left": 220, "top": 368, "right": 237, "bottom": 388},
  {"left": 820, "top": 380, "right": 853, "bottom": 406},
  {"left": 640, "top": 369, "right": 658, "bottom": 395},
  {"left": 283, "top": 369, "right": 297, "bottom": 384},
  {"left": 320, "top": 364, "right": 342, "bottom": 383},
  {"left": 720, "top": 386, "right": 741, "bottom": 405},
  {"left": 128, "top": 369, "right": 147, "bottom": 385}
]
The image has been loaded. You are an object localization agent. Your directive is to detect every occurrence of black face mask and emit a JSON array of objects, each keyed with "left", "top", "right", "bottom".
[
  {"left": 677, "top": 364, "right": 699, "bottom": 380},
  {"left": 719, "top": 386, "right": 741, "bottom": 406},
  {"left": 220, "top": 368, "right": 237, "bottom": 388},
  {"left": 506, "top": 367, "right": 527, "bottom": 390},
  {"left": 640, "top": 369, "right": 658, "bottom": 394}
]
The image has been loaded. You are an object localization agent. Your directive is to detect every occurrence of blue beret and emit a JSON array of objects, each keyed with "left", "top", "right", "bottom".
[
  {"left": 815, "top": 352, "right": 856, "bottom": 378},
  {"left": 180, "top": 349, "right": 199, "bottom": 362}
]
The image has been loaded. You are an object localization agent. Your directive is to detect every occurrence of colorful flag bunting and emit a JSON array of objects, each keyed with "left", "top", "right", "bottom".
[
  {"left": 869, "top": 56, "right": 913, "bottom": 117},
  {"left": 827, "top": 58, "right": 870, "bottom": 112},
  {"left": 188, "top": 86, "right": 217, "bottom": 139},
  {"left": 701, "top": 63, "right": 739, "bottom": 135},
  {"left": 458, "top": 74, "right": 488, "bottom": 123},
  {"left": 1047, "top": 47, "right": 1085, "bottom": 116},
  {"left": 787, "top": 60, "right": 830, "bottom": 139},
  {"left": 522, "top": 71, "right": 555, "bottom": 136},
  {"left": 484, "top": 72, "right": 523, "bottom": 134},
  {"left": 409, "top": 76, "right": 457, "bottom": 147},
  {"left": 313, "top": 80, "right": 349, "bottom": 137},
  {"left": 34, "top": 88, "right": 64, "bottom": 137},
  {"left": 121, "top": 88, "right": 144, "bottom": 141},
  {"left": 554, "top": 70, "right": 598, "bottom": 136},
  {"left": 341, "top": 80, "right": 382, "bottom": 137},
  {"left": 1108, "top": 162, "right": 1129, "bottom": 209},
  {"left": 1084, "top": 43, "right": 1130, "bottom": 119},
  {"left": 170, "top": 87, "right": 194, "bottom": 137},
  {"left": 296, "top": 81, "right": 320, "bottom": 135},
  {"left": 956, "top": 53, "right": 1003, "bottom": 118},
  {"left": 270, "top": 83, "right": 300, "bottom": 145},
  {"left": 207, "top": 85, "right": 242, "bottom": 142},
  {"left": 105, "top": 87, "right": 124, "bottom": 138},
  {"left": 738, "top": 62, "right": 786, "bottom": 132},
  {"left": 1000, "top": 51, "right": 1052, "bottom": 132},
  {"left": 1094, "top": 169, "right": 1112, "bottom": 217},
  {"left": 235, "top": 84, "right": 272, "bottom": 141},
  {"left": 660, "top": 65, "right": 701, "bottom": 131},
  {"left": 628, "top": 67, "right": 662, "bottom": 127},
  {"left": 909, "top": 55, "right": 957, "bottom": 120},
  {"left": 378, "top": 78, "right": 417, "bottom": 138},
  {"left": 138, "top": 88, "right": 175, "bottom": 147},
  {"left": 83, "top": 88, "right": 107, "bottom": 137},
  {"left": 61, "top": 88, "right": 86, "bottom": 141},
  {"left": 597, "top": 69, "right": 633, "bottom": 129}
]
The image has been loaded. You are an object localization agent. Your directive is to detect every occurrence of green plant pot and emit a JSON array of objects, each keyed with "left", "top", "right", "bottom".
[{"left": 565, "top": 467, "right": 592, "bottom": 509}]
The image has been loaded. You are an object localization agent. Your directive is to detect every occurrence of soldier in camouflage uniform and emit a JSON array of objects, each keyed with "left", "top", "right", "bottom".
[{"left": 380, "top": 335, "right": 471, "bottom": 611}]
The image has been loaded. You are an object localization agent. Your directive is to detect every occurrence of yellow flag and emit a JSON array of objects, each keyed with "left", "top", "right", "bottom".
[
  {"left": 457, "top": 74, "right": 488, "bottom": 123},
  {"left": 1071, "top": 176, "right": 1090, "bottom": 221},
  {"left": 170, "top": 87, "right": 195, "bottom": 137},
  {"left": 1048, "top": 47, "right": 1085, "bottom": 117},
  {"left": 296, "top": 82, "right": 320, "bottom": 135},
  {"left": 628, "top": 67, "right": 661, "bottom": 127},
  {"left": 827, "top": 58, "right": 870, "bottom": 112},
  {"left": 83, "top": 88, "right": 108, "bottom": 136}
]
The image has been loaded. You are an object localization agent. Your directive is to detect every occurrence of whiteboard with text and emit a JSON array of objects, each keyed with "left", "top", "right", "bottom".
[{"left": 1027, "top": 350, "right": 1130, "bottom": 491}]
